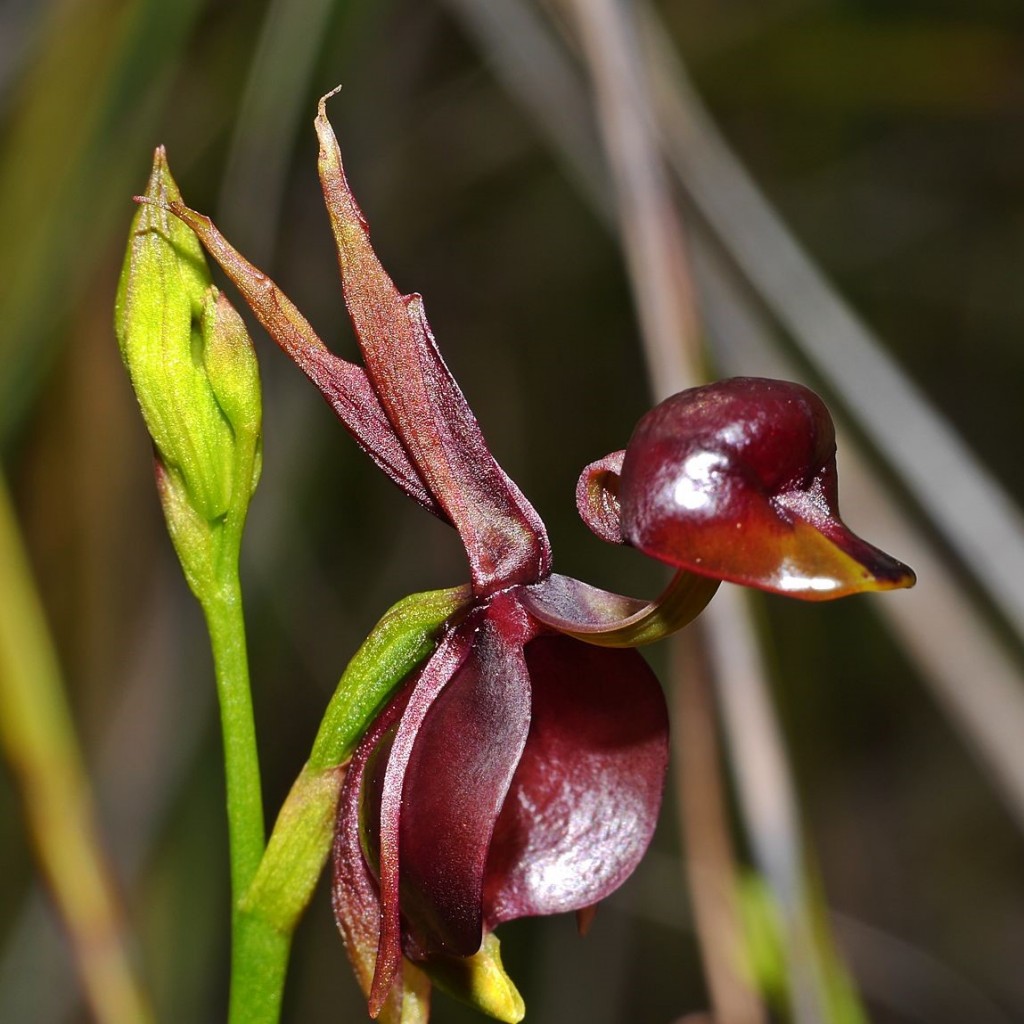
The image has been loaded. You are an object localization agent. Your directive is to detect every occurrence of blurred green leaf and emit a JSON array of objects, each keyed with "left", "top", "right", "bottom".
[{"left": 0, "top": 0, "right": 204, "bottom": 447}]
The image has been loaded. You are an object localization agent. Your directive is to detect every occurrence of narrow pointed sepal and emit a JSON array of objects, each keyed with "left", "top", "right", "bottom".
[
  {"left": 315, "top": 93, "right": 551, "bottom": 595},
  {"left": 332, "top": 695, "right": 432, "bottom": 1023},
  {"left": 160, "top": 198, "right": 444, "bottom": 518},
  {"left": 365, "top": 618, "right": 482, "bottom": 1010}
]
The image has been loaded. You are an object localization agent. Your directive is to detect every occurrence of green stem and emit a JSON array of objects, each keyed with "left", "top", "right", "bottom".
[
  {"left": 227, "top": 585, "right": 471, "bottom": 1020},
  {"left": 0, "top": 472, "right": 155, "bottom": 1023},
  {"left": 228, "top": 911, "right": 293, "bottom": 1024},
  {"left": 201, "top": 572, "right": 273, "bottom": 1024}
]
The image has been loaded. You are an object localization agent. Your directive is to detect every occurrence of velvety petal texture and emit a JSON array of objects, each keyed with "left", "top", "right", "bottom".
[
  {"left": 616, "top": 378, "right": 916, "bottom": 599},
  {"left": 397, "top": 613, "right": 532, "bottom": 957},
  {"left": 315, "top": 94, "right": 551, "bottom": 596},
  {"left": 344, "top": 605, "right": 670, "bottom": 1021}
]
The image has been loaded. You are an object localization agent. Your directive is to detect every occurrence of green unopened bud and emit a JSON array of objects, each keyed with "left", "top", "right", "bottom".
[
  {"left": 201, "top": 289, "right": 262, "bottom": 500},
  {"left": 116, "top": 148, "right": 261, "bottom": 595}
]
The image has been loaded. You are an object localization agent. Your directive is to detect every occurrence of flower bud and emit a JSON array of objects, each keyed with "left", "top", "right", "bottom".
[{"left": 116, "top": 149, "right": 261, "bottom": 592}]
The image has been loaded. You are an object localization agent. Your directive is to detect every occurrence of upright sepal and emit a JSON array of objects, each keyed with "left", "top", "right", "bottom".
[
  {"left": 315, "top": 92, "right": 551, "bottom": 595},
  {"left": 163, "top": 200, "right": 443, "bottom": 518}
]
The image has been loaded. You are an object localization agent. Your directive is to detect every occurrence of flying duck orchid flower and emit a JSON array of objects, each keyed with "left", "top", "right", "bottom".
[{"left": 157, "top": 92, "right": 914, "bottom": 1023}]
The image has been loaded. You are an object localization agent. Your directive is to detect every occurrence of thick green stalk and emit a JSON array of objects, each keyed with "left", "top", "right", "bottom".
[
  {"left": 118, "top": 147, "right": 269, "bottom": 1019},
  {"left": 0, "top": 472, "right": 154, "bottom": 1023}
]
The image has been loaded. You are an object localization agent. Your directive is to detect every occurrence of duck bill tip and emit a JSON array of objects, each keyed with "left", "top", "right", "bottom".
[{"left": 760, "top": 520, "right": 916, "bottom": 601}]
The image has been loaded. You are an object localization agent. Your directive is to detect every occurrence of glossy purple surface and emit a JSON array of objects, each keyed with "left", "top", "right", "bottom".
[{"left": 616, "top": 378, "right": 915, "bottom": 598}]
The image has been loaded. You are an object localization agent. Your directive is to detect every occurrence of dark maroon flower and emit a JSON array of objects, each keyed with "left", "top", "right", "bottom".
[
  {"left": 575, "top": 378, "right": 916, "bottom": 599},
  {"left": 164, "top": 94, "right": 914, "bottom": 1022},
  {"left": 336, "top": 596, "right": 668, "bottom": 1020}
]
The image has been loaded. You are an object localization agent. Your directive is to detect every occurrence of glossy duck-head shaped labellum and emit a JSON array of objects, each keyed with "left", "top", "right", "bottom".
[{"left": 582, "top": 378, "right": 915, "bottom": 600}]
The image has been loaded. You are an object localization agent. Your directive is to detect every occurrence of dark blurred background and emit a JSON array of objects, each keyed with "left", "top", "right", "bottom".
[{"left": 1, "top": 1, "right": 1023, "bottom": 1021}]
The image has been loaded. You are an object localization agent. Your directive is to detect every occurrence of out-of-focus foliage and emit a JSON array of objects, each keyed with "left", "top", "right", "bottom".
[{"left": 1, "top": 1, "right": 1023, "bottom": 1022}]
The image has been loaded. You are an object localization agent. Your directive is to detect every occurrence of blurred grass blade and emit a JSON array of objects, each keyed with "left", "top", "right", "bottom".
[
  {"left": 441, "top": 0, "right": 611, "bottom": 213},
  {"left": 217, "top": 0, "right": 338, "bottom": 262},
  {"left": 558, "top": 0, "right": 703, "bottom": 399},
  {"left": 671, "top": 632, "right": 769, "bottom": 1024},
  {"left": 0, "top": 471, "right": 154, "bottom": 1024},
  {"left": 555, "top": 0, "right": 856, "bottom": 1018},
  {"left": 0, "top": 569, "right": 213, "bottom": 1023},
  {"left": 832, "top": 912, "right": 1015, "bottom": 1024},
  {"left": 705, "top": 587, "right": 857, "bottom": 1023},
  {"left": 0, "top": 0, "right": 203, "bottom": 448}
]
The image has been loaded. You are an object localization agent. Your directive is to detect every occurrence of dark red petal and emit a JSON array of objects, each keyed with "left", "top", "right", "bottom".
[
  {"left": 576, "top": 451, "right": 626, "bottom": 544},
  {"left": 370, "top": 618, "right": 479, "bottom": 1011},
  {"left": 164, "top": 201, "right": 444, "bottom": 519},
  {"left": 619, "top": 378, "right": 915, "bottom": 599},
  {"left": 316, "top": 97, "right": 551, "bottom": 594},
  {"left": 398, "top": 615, "right": 532, "bottom": 956},
  {"left": 483, "top": 636, "right": 668, "bottom": 926},
  {"left": 332, "top": 691, "right": 431, "bottom": 1021}
]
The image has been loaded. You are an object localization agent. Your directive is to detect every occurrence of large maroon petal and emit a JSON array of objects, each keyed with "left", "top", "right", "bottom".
[
  {"left": 315, "top": 96, "right": 551, "bottom": 594},
  {"left": 483, "top": 637, "right": 668, "bottom": 926},
  {"left": 398, "top": 611, "right": 533, "bottom": 957},
  {"left": 333, "top": 690, "right": 431, "bottom": 1022},
  {"left": 369, "top": 617, "right": 480, "bottom": 1011}
]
